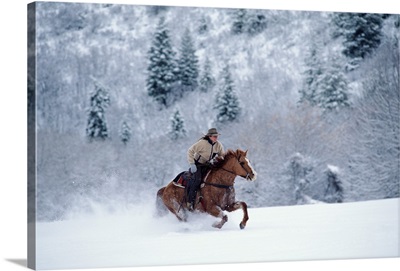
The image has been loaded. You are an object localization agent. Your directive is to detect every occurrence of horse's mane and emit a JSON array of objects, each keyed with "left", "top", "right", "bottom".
[{"left": 212, "top": 149, "right": 237, "bottom": 168}]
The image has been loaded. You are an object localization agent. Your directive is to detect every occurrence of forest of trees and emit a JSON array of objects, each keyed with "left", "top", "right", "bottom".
[{"left": 31, "top": 2, "right": 399, "bottom": 221}]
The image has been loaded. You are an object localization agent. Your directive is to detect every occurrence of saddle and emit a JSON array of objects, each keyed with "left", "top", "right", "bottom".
[
  {"left": 172, "top": 170, "right": 204, "bottom": 211},
  {"left": 172, "top": 171, "right": 193, "bottom": 188}
]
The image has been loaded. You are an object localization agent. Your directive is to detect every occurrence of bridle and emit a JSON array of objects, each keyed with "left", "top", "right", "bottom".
[
  {"left": 220, "top": 164, "right": 251, "bottom": 180},
  {"left": 227, "top": 154, "right": 253, "bottom": 180},
  {"left": 203, "top": 155, "right": 253, "bottom": 189}
]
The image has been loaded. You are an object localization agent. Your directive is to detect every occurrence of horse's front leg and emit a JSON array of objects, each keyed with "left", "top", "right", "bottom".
[
  {"left": 226, "top": 201, "right": 249, "bottom": 229},
  {"left": 207, "top": 205, "right": 228, "bottom": 229}
]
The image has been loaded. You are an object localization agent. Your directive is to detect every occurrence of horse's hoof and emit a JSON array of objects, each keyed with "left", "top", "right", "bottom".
[
  {"left": 239, "top": 222, "right": 246, "bottom": 230},
  {"left": 212, "top": 223, "right": 223, "bottom": 229}
]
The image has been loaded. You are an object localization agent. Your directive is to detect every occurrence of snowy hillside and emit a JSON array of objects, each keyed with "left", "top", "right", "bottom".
[
  {"left": 36, "top": 198, "right": 399, "bottom": 270},
  {"left": 30, "top": 2, "right": 400, "bottom": 222}
]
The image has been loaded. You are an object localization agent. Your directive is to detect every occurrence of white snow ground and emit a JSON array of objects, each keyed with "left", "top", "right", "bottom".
[{"left": 36, "top": 198, "right": 399, "bottom": 270}]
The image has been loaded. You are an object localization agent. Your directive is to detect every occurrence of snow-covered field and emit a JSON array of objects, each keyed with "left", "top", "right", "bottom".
[{"left": 36, "top": 198, "right": 399, "bottom": 270}]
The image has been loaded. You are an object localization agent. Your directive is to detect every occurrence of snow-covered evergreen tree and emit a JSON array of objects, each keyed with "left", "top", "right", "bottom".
[
  {"left": 177, "top": 28, "right": 199, "bottom": 93},
  {"left": 247, "top": 12, "right": 267, "bottom": 35},
  {"left": 169, "top": 109, "right": 186, "bottom": 140},
  {"left": 318, "top": 59, "right": 350, "bottom": 111},
  {"left": 232, "top": 9, "right": 267, "bottom": 36},
  {"left": 231, "top": 9, "right": 247, "bottom": 34},
  {"left": 199, "top": 57, "right": 216, "bottom": 93},
  {"left": 299, "top": 42, "right": 324, "bottom": 106},
  {"left": 332, "top": 13, "right": 385, "bottom": 69},
  {"left": 86, "top": 81, "right": 110, "bottom": 141},
  {"left": 284, "top": 153, "right": 316, "bottom": 205},
  {"left": 299, "top": 42, "right": 350, "bottom": 112},
  {"left": 146, "top": 17, "right": 178, "bottom": 107},
  {"left": 119, "top": 120, "right": 131, "bottom": 145},
  {"left": 324, "top": 165, "right": 344, "bottom": 203},
  {"left": 214, "top": 64, "right": 241, "bottom": 123},
  {"left": 198, "top": 15, "right": 209, "bottom": 35}
]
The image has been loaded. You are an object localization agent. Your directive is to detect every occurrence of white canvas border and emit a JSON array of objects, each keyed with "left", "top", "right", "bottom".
[{"left": 1, "top": 1, "right": 399, "bottom": 271}]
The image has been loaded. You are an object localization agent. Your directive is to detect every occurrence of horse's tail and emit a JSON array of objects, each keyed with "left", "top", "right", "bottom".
[{"left": 155, "top": 187, "right": 168, "bottom": 217}]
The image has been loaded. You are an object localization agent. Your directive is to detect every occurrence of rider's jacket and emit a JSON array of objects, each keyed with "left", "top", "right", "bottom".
[{"left": 187, "top": 138, "right": 224, "bottom": 165}]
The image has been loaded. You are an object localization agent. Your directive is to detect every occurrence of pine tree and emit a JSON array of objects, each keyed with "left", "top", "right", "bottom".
[
  {"left": 199, "top": 57, "right": 216, "bottom": 93},
  {"left": 332, "top": 13, "right": 384, "bottom": 69},
  {"left": 198, "top": 15, "right": 209, "bottom": 35},
  {"left": 214, "top": 65, "right": 241, "bottom": 123},
  {"left": 247, "top": 13, "right": 267, "bottom": 35},
  {"left": 324, "top": 165, "right": 344, "bottom": 203},
  {"left": 177, "top": 29, "right": 199, "bottom": 93},
  {"left": 299, "top": 44, "right": 350, "bottom": 112},
  {"left": 232, "top": 9, "right": 247, "bottom": 34},
  {"left": 318, "top": 60, "right": 350, "bottom": 111},
  {"left": 86, "top": 81, "right": 110, "bottom": 141},
  {"left": 286, "top": 153, "right": 314, "bottom": 205},
  {"left": 169, "top": 109, "right": 186, "bottom": 140},
  {"left": 119, "top": 120, "right": 131, "bottom": 145},
  {"left": 146, "top": 17, "right": 178, "bottom": 107},
  {"left": 299, "top": 42, "right": 324, "bottom": 106},
  {"left": 232, "top": 9, "right": 267, "bottom": 36}
]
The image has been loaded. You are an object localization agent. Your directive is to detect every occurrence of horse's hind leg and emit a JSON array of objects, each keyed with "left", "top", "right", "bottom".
[
  {"left": 158, "top": 183, "right": 188, "bottom": 222},
  {"left": 155, "top": 187, "right": 168, "bottom": 217},
  {"left": 164, "top": 198, "right": 188, "bottom": 222},
  {"left": 226, "top": 201, "right": 249, "bottom": 229}
]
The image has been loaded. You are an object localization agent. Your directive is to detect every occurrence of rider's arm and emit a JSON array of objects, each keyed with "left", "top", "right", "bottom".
[{"left": 187, "top": 142, "right": 199, "bottom": 164}]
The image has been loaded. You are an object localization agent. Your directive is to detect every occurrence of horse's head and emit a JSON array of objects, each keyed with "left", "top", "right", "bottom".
[{"left": 234, "top": 149, "right": 257, "bottom": 181}]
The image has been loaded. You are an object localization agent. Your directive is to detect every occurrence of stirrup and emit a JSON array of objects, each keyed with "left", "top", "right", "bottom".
[{"left": 186, "top": 202, "right": 194, "bottom": 211}]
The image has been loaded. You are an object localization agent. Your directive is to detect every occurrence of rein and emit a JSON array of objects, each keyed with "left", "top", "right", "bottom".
[
  {"left": 203, "top": 181, "right": 233, "bottom": 190},
  {"left": 202, "top": 167, "right": 234, "bottom": 190},
  {"left": 220, "top": 166, "right": 249, "bottom": 179},
  {"left": 202, "top": 167, "right": 240, "bottom": 190}
]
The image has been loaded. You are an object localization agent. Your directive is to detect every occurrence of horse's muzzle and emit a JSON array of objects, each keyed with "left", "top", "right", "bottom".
[{"left": 246, "top": 173, "right": 257, "bottom": 181}]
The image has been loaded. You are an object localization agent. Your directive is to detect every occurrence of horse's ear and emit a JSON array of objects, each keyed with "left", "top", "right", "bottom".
[
  {"left": 245, "top": 149, "right": 248, "bottom": 156},
  {"left": 236, "top": 149, "right": 240, "bottom": 156}
]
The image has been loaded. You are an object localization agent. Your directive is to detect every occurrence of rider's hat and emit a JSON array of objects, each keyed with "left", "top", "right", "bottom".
[{"left": 206, "top": 128, "right": 220, "bottom": 136}]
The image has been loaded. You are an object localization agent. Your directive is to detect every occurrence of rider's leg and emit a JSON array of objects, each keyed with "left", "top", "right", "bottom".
[{"left": 187, "top": 169, "right": 200, "bottom": 210}]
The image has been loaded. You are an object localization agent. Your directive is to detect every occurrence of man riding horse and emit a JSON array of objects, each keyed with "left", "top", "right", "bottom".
[{"left": 186, "top": 128, "right": 224, "bottom": 210}]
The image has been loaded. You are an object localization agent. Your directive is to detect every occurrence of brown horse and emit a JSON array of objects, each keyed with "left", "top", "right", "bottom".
[{"left": 156, "top": 149, "right": 257, "bottom": 229}]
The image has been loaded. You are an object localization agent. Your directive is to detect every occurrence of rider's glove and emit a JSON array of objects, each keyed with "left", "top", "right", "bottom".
[
  {"left": 209, "top": 154, "right": 218, "bottom": 165},
  {"left": 189, "top": 163, "right": 197, "bottom": 173}
]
